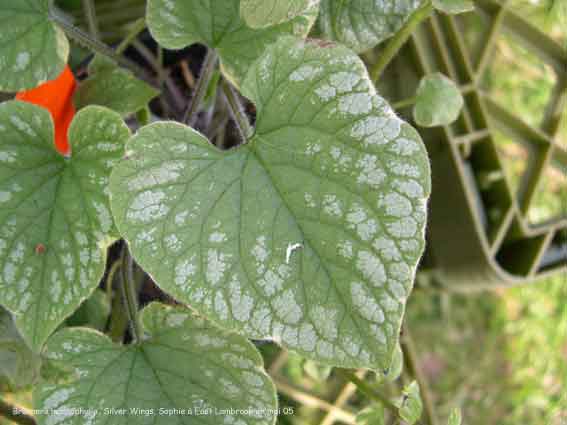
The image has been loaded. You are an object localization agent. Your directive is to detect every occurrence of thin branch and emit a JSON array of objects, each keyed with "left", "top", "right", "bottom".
[
  {"left": 183, "top": 49, "right": 219, "bottom": 126},
  {"left": 221, "top": 79, "right": 253, "bottom": 142},
  {"left": 82, "top": 0, "right": 100, "bottom": 40},
  {"left": 370, "top": 0, "right": 433, "bottom": 82},
  {"left": 0, "top": 399, "right": 37, "bottom": 425}
]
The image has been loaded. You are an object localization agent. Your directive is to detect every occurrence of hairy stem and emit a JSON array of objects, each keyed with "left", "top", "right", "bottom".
[
  {"left": 183, "top": 49, "right": 219, "bottom": 126},
  {"left": 120, "top": 245, "right": 142, "bottom": 343},
  {"left": 49, "top": 8, "right": 152, "bottom": 83},
  {"left": 222, "top": 79, "right": 253, "bottom": 142},
  {"left": 370, "top": 0, "right": 433, "bottom": 82},
  {"left": 105, "top": 258, "right": 121, "bottom": 305},
  {"left": 0, "top": 399, "right": 36, "bottom": 425},
  {"left": 336, "top": 369, "right": 401, "bottom": 416},
  {"left": 82, "top": 0, "right": 100, "bottom": 40}
]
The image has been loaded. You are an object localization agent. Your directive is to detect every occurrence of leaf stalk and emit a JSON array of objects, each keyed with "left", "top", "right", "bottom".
[
  {"left": 120, "top": 244, "right": 143, "bottom": 343},
  {"left": 370, "top": 0, "right": 434, "bottom": 82},
  {"left": 336, "top": 369, "right": 401, "bottom": 417},
  {"left": 49, "top": 7, "right": 152, "bottom": 84},
  {"left": 82, "top": 0, "right": 100, "bottom": 40},
  {"left": 116, "top": 18, "right": 147, "bottom": 55},
  {"left": 183, "top": 49, "right": 219, "bottom": 126},
  {"left": 221, "top": 79, "right": 253, "bottom": 142}
]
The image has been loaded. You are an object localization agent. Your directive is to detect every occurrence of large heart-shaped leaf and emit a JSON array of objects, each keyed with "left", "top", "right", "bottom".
[
  {"left": 146, "top": 0, "right": 318, "bottom": 86},
  {"left": 110, "top": 37, "right": 430, "bottom": 370},
  {"left": 74, "top": 55, "right": 160, "bottom": 117},
  {"left": 317, "top": 0, "right": 421, "bottom": 53},
  {"left": 0, "top": 102, "right": 129, "bottom": 351},
  {"left": 35, "top": 303, "right": 277, "bottom": 425},
  {"left": 0, "top": 0, "right": 69, "bottom": 91},
  {"left": 241, "top": 0, "right": 321, "bottom": 28}
]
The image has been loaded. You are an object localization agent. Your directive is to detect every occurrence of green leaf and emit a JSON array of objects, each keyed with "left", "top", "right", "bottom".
[
  {"left": 74, "top": 55, "right": 160, "bottom": 117},
  {"left": 241, "top": 0, "right": 320, "bottom": 28},
  {"left": 303, "top": 359, "right": 332, "bottom": 381},
  {"left": 146, "top": 0, "right": 318, "bottom": 86},
  {"left": 317, "top": 0, "right": 421, "bottom": 53},
  {"left": 110, "top": 37, "right": 430, "bottom": 371},
  {"left": 383, "top": 343, "right": 403, "bottom": 381},
  {"left": 35, "top": 303, "right": 277, "bottom": 425},
  {"left": 356, "top": 404, "right": 385, "bottom": 425},
  {"left": 0, "top": 0, "right": 69, "bottom": 91},
  {"left": 433, "top": 0, "right": 474, "bottom": 14},
  {"left": 413, "top": 73, "right": 464, "bottom": 127},
  {"left": 65, "top": 289, "right": 111, "bottom": 331},
  {"left": 0, "top": 306, "right": 41, "bottom": 392},
  {"left": 398, "top": 381, "right": 422, "bottom": 424},
  {"left": 448, "top": 408, "right": 462, "bottom": 425},
  {"left": 0, "top": 102, "right": 129, "bottom": 351}
]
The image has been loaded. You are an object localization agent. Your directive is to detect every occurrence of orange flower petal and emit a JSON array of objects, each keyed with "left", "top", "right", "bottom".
[{"left": 16, "top": 66, "right": 76, "bottom": 156}]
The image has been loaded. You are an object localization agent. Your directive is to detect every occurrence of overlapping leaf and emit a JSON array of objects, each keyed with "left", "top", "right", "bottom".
[
  {"left": 0, "top": 0, "right": 69, "bottom": 91},
  {"left": 110, "top": 37, "right": 430, "bottom": 370},
  {"left": 317, "top": 0, "right": 421, "bottom": 53},
  {"left": 146, "top": 0, "right": 318, "bottom": 86},
  {"left": 241, "top": 0, "right": 320, "bottom": 28},
  {"left": 35, "top": 303, "right": 277, "bottom": 425},
  {"left": 0, "top": 102, "right": 129, "bottom": 351},
  {"left": 74, "top": 55, "right": 159, "bottom": 117}
]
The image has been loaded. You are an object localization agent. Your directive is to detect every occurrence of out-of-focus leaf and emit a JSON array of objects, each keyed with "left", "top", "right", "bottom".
[{"left": 414, "top": 73, "right": 464, "bottom": 127}]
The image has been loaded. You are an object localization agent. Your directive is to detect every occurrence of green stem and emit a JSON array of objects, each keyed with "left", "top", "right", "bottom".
[
  {"left": 183, "top": 49, "right": 219, "bottom": 126},
  {"left": 221, "top": 79, "right": 253, "bottom": 142},
  {"left": 401, "top": 324, "right": 440, "bottom": 425},
  {"left": 370, "top": 0, "right": 433, "bottom": 82},
  {"left": 0, "top": 399, "right": 36, "bottom": 425},
  {"left": 116, "top": 18, "right": 147, "bottom": 55},
  {"left": 49, "top": 8, "right": 152, "bottom": 83},
  {"left": 336, "top": 370, "right": 401, "bottom": 416},
  {"left": 105, "top": 258, "right": 121, "bottom": 305},
  {"left": 392, "top": 96, "right": 417, "bottom": 110},
  {"left": 82, "top": 0, "right": 100, "bottom": 40},
  {"left": 120, "top": 245, "right": 142, "bottom": 343}
]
